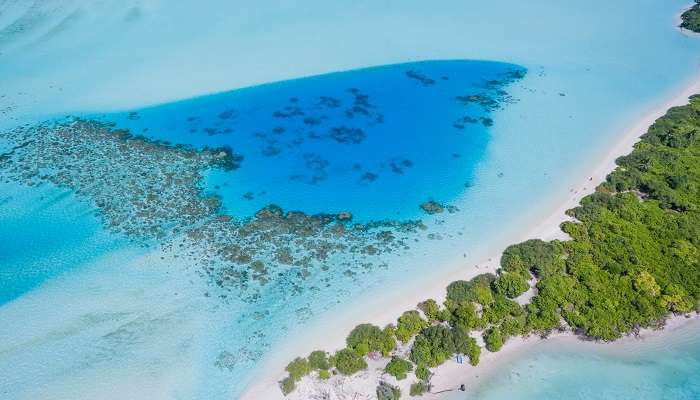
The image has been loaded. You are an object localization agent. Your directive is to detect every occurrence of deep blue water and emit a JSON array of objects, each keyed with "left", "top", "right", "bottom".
[{"left": 90, "top": 61, "right": 524, "bottom": 221}]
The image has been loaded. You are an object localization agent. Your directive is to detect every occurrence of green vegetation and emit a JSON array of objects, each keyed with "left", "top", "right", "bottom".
[
  {"left": 417, "top": 299, "right": 441, "bottom": 322},
  {"left": 280, "top": 95, "right": 700, "bottom": 395},
  {"left": 318, "top": 369, "right": 330, "bottom": 380},
  {"left": 681, "top": 1, "right": 700, "bottom": 32},
  {"left": 346, "top": 323, "right": 396, "bottom": 356},
  {"left": 483, "top": 327, "right": 504, "bottom": 352},
  {"left": 415, "top": 364, "right": 431, "bottom": 381},
  {"left": 523, "top": 96, "right": 700, "bottom": 340},
  {"left": 447, "top": 274, "right": 496, "bottom": 305},
  {"left": 279, "top": 356, "right": 311, "bottom": 393},
  {"left": 280, "top": 376, "right": 296, "bottom": 396},
  {"left": 466, "top": 340, "right": 481, "bottom": 365},
  {"left": 396, "top": 310, "right": 430, "bottom": 343},
  {"left": 409, "top": 380, "right": 431, "bottom": 396},
  {"left": 453, "top": 326, "right": 481, "bottom": 365},
  {"left": 376, "top": 381, "right": 401, "bottom": 400},
  {"left": 331, "top": 348, "right": 368, "bottom": 375},
  {"left": 308, "top": 350, "right": 330, "bottom": 370},
  {"left": 410, "top": 325, "right": 456, "bottom": 367},
  {"left": 493, "top": 272, "right": 530, "bottom": 298},
  {"left": 384, "top": 356, "right": 413, "bottom": 380},
  {"left": 285, "top": 357, "right": 311, "bottom": 381}
]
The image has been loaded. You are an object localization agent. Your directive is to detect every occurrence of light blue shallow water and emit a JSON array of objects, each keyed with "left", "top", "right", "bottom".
[
  {"left": 1, "top": 1, "right": 700, "bottom": 399},
  {"left": 0, "top": 182, "right": 125, "bottom": 305},
  {"left": 450, "top": 323, "right": 700, "bottom": 400}
]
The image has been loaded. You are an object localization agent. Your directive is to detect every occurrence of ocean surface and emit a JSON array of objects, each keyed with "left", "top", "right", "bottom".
[
  {"left": 1, "top": 1, "right": 700, "bottom": 399},
  {"left": 450, "top": 321, "right": 700, "bottom": 400}
]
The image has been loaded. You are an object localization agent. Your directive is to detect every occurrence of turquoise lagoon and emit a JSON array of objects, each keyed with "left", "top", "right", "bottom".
[
  {"left": 450, "top": 321, "right": 700, "bottom": 400},
  {"left": 1, "top": 1, "right": 700, "bottom": 399}
]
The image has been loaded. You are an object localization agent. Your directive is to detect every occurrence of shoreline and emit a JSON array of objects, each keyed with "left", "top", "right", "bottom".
[
  {"left": 677, "top": 3, "right": 700, "bottom": 39},
  {"left": 241, "top": 68, "right": 700, "bottom": 400},
  {"left": 426, "top": 313, "right": 700, "bottom": 398}
]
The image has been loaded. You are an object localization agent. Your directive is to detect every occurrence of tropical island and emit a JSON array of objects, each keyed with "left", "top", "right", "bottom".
[
  {"left": 681, "top": 0, "right": 700, "bottom": 32},
  {"left": 278, "top": 83, "right": 700, "bottom": 398},
  {"left": 2, "top": 2, "right": 700, "bottom": 400}
]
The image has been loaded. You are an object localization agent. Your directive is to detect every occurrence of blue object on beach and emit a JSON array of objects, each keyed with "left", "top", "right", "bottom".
[{"left": 457, "top": 354, "right": 463, "bottom": 364}]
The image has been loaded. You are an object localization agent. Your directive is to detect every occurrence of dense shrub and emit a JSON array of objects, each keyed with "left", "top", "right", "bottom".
[
  {"left": 410, "top": 325, "right": 456, "bottom": 367},
  {"left": 285, "top": 357, "right": 310, "bottom": 381},
  {"left": 451, "top": 325, "right": 481, "bottom": 365},
  {"left": 331, "top": 348, "right": 367, "bottom": 375},
  {"left": 418, "top": 299, "right": 441, "bottom": 322},
  {"left": 484, "top": 327, "right": 504, "bottom": 352},
  {"left": 346, "top": 323, "right": 396, "bottom": 356},
  {"left": 482, "top": 294, "right": 523, "bottom": 325},
  {"left": 318, "top": 369, "right": 330, "bottom": 380},
  {"left": 279, "top": 376, "right": 296, "bottom": 396},
  {"left": 308, "top": 350, "right": 330, "bottom": 370},
  {"left": 493, "top": 272, "right": 530, "bottom": 298},
  {"left": 501, "top": 315, "right": 527, "bottom": 337},
  {"left": 410, "top": 381, "right": 430, "bottom": 396},
  {"left": 396, "top": 310, "right": 429, "bottom": 343},
  {"left": 467, "top": 340, "right": 481, "bottom": 365},
  {"left": 376, "top": 381, "right": 401, "bottom": 400},
  {"left": 501, "top": 239, "right": 564, "bottom": 278},
  {"left": 384, "top": 356, "right": 413, "bottom": 380},
  {"left": 415, "top": 364, "right": 430, "bottom": 381},
  {"left": 446, "top": 274, "right": 496, "bottom": 305},
  {"left": 448, "top": 301, "right": 479, "bottom": 331}
]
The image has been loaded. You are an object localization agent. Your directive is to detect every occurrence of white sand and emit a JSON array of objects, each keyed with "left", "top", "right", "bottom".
[
  {"left": 272, "top": 315, "right": 700, "bottom": 400},
  {"left": 427, "top": 313, "right": 700, "bottom": 398},
  {"left": 241, "top": 69, "right": 700, "bottom": 400}
]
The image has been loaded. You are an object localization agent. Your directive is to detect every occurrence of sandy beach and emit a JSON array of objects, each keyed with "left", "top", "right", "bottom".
[
  {"left": 241, "top": 67, "right": 700, "bottom": 400},
  {"left": 426, "top": 313, "right": 700, "bottom": 398},
  {"left": 2, "top": 2, "right": 700, "bottom": 400}
]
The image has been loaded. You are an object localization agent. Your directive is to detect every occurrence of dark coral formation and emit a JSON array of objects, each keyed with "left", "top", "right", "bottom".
[
  {"left": 289, "top": 153, "right": 330, "bottom": 184},
  {"left": 0, "top": 120, "right": 239, "bottom": 239},
  {"left": 406, "top": 70, "right": 436, "bottom": 86},
  {"left": 420, "top": 200, "right": 459, "bottom": 215},
  {"left": 452, "top": 68, "right": 526, "bottom": 129},
  {"left": 243, "top": 89, "right": 387, "bottom": 183},
  {"left": 0, "top": 119, "right": 423, "bottom": 303},
  {"left": 420, "top": 200, "right": 444, "bottom": 214},
  {"left": 385, "top": 158, "right": 413, "bottom": 175},
  {"left": 327, "top": 126, "right": 366, "bottom": 144},
  {"left": 178, "top": 204, "right": 424, "bottom": 297}
]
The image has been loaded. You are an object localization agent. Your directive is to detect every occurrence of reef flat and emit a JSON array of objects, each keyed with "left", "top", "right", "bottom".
[
  {"left": 0, "top": 119, "right": 426, "bottom": 303},
  {"left": 0, "top": 120, "right": 238, "bottom": 240}
]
